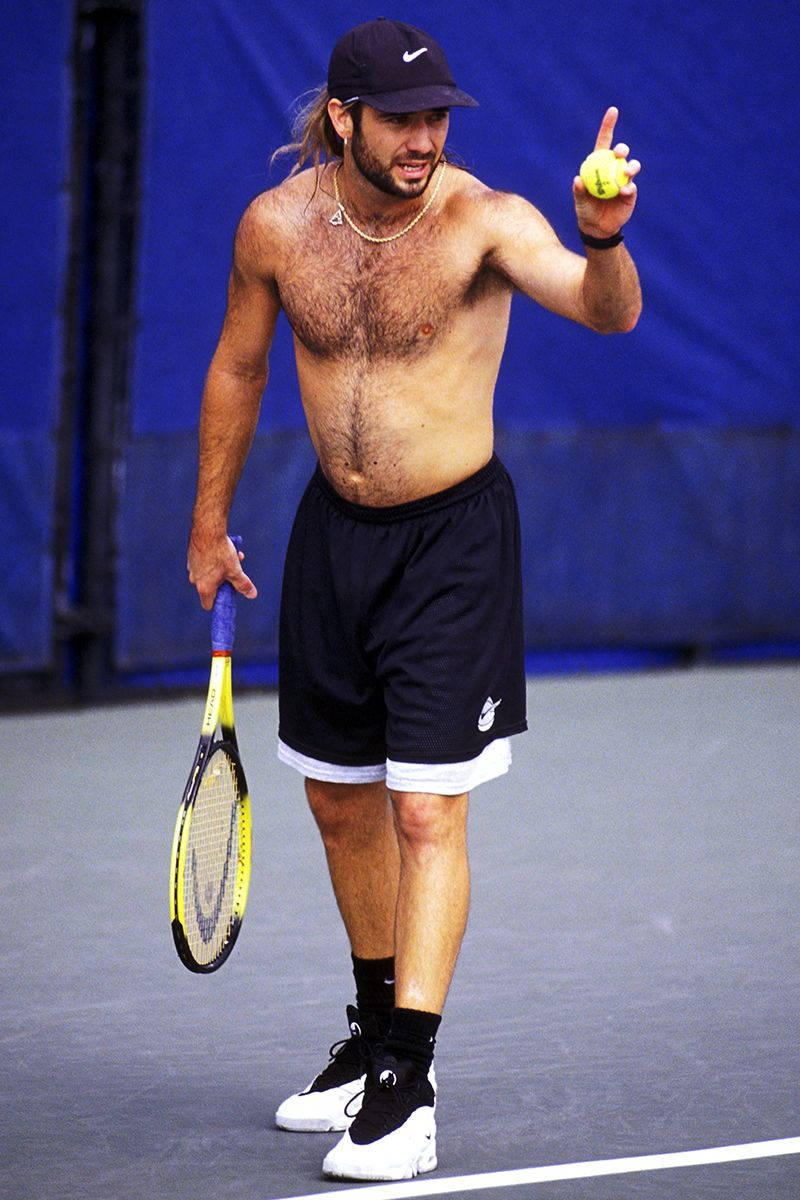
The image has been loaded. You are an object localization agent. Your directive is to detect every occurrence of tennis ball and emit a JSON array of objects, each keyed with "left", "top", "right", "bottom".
[{"left": 580, "top": 149, "right": 629, "bottom": 199}]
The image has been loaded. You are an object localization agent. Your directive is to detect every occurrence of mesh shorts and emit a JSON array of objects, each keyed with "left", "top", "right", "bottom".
[{"left": 277, "top": 455, "right": 527, "bottom": 788}]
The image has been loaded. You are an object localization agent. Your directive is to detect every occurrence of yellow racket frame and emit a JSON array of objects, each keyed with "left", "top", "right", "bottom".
[{"left": 170, "top": 652, "right": 252, "bottom": 972}]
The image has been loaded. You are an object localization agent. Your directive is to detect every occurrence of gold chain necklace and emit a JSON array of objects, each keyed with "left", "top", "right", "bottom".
[{"left": 331, "top": 159, "right": 446, "bottom": 244}]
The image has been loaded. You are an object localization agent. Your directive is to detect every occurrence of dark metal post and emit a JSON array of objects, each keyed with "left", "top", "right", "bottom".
[{"left": 55, "top": 0, "right": 144, "bottom": 702}]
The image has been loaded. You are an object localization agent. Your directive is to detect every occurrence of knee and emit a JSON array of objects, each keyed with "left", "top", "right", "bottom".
[
  {"left": 389, "top": 791, "right": 468, "bottom": 854},
  {"left": 305, "top": 778, "right": 348, "bottom": 840},
  {"left": 305, "top": 778, "right": 386, "bottom": 846}
]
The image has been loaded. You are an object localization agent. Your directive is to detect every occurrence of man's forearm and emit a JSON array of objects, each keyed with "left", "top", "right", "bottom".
[
  {"left": 580, "top": 241, "right": 642, "bottom": 334},
  {"left": 190, "top": 362, "right": 266, "bottom": 544}
]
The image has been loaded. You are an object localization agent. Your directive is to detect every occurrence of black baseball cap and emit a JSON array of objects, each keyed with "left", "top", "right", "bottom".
[{"left": 328, "top": 18, "right": 478, "bottom": 113}]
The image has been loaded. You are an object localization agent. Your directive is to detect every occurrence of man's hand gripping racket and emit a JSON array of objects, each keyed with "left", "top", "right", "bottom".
[{"left": 170, "top": 537, "right": 252, "bottom": 972}]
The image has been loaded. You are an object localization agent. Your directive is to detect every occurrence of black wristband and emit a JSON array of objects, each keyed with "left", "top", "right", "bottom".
[{"left": 579, "top": 228, "right": 624, "bottom": 250}]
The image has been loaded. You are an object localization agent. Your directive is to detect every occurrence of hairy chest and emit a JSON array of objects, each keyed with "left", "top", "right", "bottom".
[{"left": 276, "top": 218, "right": 503, "bottom": 361}]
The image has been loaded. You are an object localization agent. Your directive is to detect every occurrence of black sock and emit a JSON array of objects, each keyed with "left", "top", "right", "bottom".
[
  {"left": 351, "top": 954, "right": 395, "bottom": 1037},
  {"left": 383, "top": 1007, "right": 441, "bottom": 1073}
]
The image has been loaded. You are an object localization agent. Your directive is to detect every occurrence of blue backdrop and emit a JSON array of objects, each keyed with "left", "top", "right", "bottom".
[
  {"left": 2, "top": 1, "right": 799, "bottom": 679},
  {"left": 1, "top": 5, "right": 72, "bottom": 672}
]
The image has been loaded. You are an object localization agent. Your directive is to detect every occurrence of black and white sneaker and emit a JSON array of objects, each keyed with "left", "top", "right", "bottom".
[
  {"left": 275, "top": 1006, "right": 379, "bottom": 1132},
  {"left": 322, "top": 1053, "right": 437, "bottom": 1181}
]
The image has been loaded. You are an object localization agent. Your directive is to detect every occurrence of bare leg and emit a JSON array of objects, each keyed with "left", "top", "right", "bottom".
[
  {"left": 312, "top": 788, "right": 468, "bottom": 1179},
  {"left": 389, "top": 790, "right": 470, "bottom": 1014},
  {"left": 305, "top": 780, "right": 470, "bottom": 1013},
  {"left": 305, "top": 778, "right": 400, "bottom": 959}
]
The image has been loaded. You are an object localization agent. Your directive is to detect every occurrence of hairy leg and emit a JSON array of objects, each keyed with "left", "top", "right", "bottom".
[
  {"left": 389, "top": 790, "right": 470, "bottom": 1014},
  {"left": 305, "top": 778, "right": 400, "bottom": 958}
]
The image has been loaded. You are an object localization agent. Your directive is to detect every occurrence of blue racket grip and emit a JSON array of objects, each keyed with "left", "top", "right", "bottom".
[{"left": 211, "top": 535, "right": 242, "bottom": 654}]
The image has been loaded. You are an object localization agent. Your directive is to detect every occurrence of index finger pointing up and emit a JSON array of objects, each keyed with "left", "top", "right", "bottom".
[{"left": 594, "top": 106, "right": 619, "bottom": 150}]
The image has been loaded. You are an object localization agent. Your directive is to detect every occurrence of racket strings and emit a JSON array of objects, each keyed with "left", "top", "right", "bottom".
[{"left": 182, "top": 747, "right": 242, "bottom": 965}]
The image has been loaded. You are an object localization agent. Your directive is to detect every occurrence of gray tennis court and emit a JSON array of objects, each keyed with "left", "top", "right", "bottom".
[{"left": 3, "top": 663, "right": 798, "bottom": 1199}]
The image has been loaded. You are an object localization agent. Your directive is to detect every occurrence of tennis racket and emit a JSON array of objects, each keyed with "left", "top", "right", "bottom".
[{"left": 170, "top": 539, "right": 252, "bottom": 973}]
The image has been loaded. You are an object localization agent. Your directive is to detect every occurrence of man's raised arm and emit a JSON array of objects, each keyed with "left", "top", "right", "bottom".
[{"left": 484, "top": 107, "right": 642, "bottom": 334}]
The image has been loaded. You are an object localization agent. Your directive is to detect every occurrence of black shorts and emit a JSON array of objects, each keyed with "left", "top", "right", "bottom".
[{"left": 277, "top": 455, "right": 527, "bottom": 787}]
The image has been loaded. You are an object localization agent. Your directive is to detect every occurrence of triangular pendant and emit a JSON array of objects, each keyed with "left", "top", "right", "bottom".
[{"left": 330, "top": 206, "right": 344, "bottom": 226}]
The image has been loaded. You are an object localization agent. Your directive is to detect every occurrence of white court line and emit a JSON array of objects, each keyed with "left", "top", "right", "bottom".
[{"left": 270, "top": 1136, "right": 800, "bottom": 1200}]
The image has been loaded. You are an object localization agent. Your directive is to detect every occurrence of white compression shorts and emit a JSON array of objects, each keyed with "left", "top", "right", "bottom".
[{"left": 277, "top": 736, "right": 512, "bottom": 795}]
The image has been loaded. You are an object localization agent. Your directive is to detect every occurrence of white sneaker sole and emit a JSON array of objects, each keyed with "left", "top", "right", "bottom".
[
  {"left": 275, "top": 1076, "right": 364, "bottom": 1132},
  {"left": 322, "top": 1106, "right": 437, "bottom": 1181}
]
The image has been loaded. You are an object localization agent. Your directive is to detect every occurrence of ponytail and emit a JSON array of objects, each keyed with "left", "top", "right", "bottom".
[{"left": 271, "top": 85, "right": 349, "bottom": 178}]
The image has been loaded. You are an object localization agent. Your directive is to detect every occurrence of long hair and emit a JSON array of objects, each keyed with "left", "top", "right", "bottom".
[{"left": 271, "top": 84, "right": 349, "bottom": 178}]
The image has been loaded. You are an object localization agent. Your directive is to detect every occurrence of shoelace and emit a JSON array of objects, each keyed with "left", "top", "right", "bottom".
[
  {"left": 329, "top": 1034, "right": 355, "bottom": 1061},
  {"left": 345, "top": 1067, "right": 422, "bottom": 1134},
  {"left": 343, "top": 1088, "right": 365, "bottom": 1120},
  {"left": 313, "top": 1033, "right": 363, "bottom": 1088}
]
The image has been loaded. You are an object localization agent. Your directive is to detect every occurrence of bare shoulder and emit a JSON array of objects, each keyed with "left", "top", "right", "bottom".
[
  {"left": 443, "top": 167, "right": 557, "bottom": 250},
  {"left": 233, "top": 167, "right": 325, "bottom": 273}
]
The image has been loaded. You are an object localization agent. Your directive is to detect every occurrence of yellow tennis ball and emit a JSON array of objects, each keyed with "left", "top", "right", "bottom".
[{"left": 580, "top": 149, "right": 629, "bottom": 199}]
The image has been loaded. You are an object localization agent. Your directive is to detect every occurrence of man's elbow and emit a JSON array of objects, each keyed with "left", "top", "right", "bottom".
[
  {"left": 623, "top": 295, "right": 643, "bottom": 332},
  {"left": 210, "top": 354, "right": 269, "bottom": 388},
  {"left": 591, "top": 301, "right": 642, "bottom": 335},
  {"left": 617, "top": 306, "right": 642, "bottom": 334}
]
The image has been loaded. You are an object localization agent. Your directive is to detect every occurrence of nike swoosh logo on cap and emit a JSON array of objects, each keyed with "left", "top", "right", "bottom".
[{"left": 403, "top": 47, "right": 428, "bottom": 62}]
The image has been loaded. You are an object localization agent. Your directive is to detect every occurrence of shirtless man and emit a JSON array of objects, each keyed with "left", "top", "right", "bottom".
[{"left": 187, "top": 17, "right": 641, "bottom": 1183}]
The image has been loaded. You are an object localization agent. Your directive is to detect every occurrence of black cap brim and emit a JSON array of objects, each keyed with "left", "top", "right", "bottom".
[{"left": 357, "top": 84, "right": 478, "bottom": 112}]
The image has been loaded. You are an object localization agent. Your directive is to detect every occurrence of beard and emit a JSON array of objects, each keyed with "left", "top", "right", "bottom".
[{"left": 350, "top": 127, "right": 438, "bottom": 199}]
